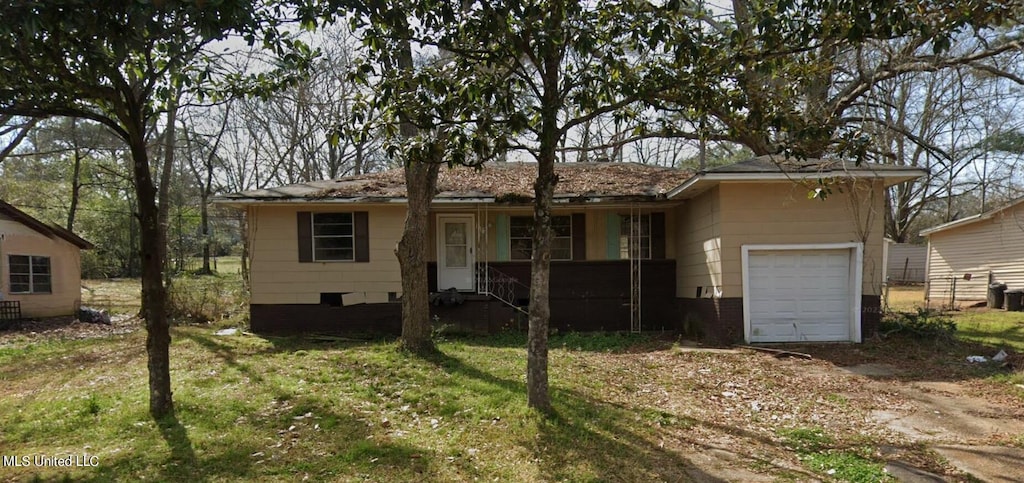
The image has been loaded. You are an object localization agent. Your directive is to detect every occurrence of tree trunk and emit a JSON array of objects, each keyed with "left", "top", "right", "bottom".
[
  {"left": 394, "top": 38, "right": 440, "bottom": 353},
  {"left": 68, "top": 146, "right": 83, "bottom": 231},
  {"left": 200, "top": 198, "right": 211, "bottom": 273},
  {"left": 128, "top": 133, "right": 173, "bottom": 419},
  {"left": 526, "top": 12, "right": 563, "bottom": 412},
  {"left": 397, "top": 159, "right": 440, "bottom": 352},
  {"left": 527, "top": 156, "right": 556, "bottom": 412}
]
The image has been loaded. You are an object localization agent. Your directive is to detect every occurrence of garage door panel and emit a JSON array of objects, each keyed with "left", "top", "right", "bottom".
[{"left": 747, "top": 249, "right": 853, "bottom": 343}]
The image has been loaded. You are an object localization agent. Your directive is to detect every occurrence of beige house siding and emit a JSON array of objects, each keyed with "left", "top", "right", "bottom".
[
  {"left": 248, "top": 204, "right": 406, "bottom": 304},
  {"left": 675, "top": 187, "right": 722, "bottom": 298},
  {"left": 925, "top": 204, "right": 1024, "bottom": 301},
  {"left": 717, "top": 180, "right": 886, "bottom": 297},
  {"left": 0, "top": 218, "right": 83, "bottom": 317},
  {"left": 249, "top": 203, "right": 681, "bottom": 305}
]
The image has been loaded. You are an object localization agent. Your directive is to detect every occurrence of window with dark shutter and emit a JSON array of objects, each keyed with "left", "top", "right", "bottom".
[
  {"left": 313, "top": 212, "right": 355, "bottom": 261},
  {"left": 509, "top": 215, "right": 573, "bottom": 260},
  {"left": 299, "top": 211, "right": 370, "bottom": 262}
]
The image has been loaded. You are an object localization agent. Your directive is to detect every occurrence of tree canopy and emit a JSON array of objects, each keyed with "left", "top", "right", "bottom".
[{"left": 0, "top": 0, "right": 313, "bottom": 419}]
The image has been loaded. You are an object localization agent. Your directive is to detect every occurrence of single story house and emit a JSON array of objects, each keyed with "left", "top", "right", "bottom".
[
  {"left": 922, "top": 197, "right": 1024, "bottom": 304},
  {"left": 0, "top": 200, "right": 93, "bottom": 318},
  {"left": 214, "top": 157, "right": 923, "bottom": 343}
]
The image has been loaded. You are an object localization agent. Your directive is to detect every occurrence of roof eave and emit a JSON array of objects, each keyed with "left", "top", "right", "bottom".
[
  {"left": 920, "top": 215, "right": 984, "bottom": 236},
  {"left": 920, "top": 196, "right": 1024, "bottom": 236},
  {"left": 668, "top": 168, "right": 926, "bottom": 200},
  {"left": 0, "top": 200, "right": 93, "bottom": 249}
]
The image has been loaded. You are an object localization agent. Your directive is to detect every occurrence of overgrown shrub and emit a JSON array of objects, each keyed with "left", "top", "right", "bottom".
[
  {"left": 167, "top": 274, "right": 247, "bottom": 324},
  {"left": 879, "top": 308, "right": 957, "bottom": 340}
]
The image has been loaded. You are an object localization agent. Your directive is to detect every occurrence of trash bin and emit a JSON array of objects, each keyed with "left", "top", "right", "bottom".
[
  {"left": 1006, "top": 289, "right": 1024, "bottom": 311},
  {"left": 988, "top": 283, "right": 1008, "bottom": 308}
]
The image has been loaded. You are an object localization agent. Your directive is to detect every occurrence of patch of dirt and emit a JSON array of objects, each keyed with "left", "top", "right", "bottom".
[
  {"left": 569, "top": 342, "right": 1024, "bottom": 481},
  {"left": 844, "top": 362, "right": 1024, "bottom": 482},
  {"left": 0, "top": 314, "right": 139, "bottom": 347},
  {"left": 931, "top": 445, "right": 1024, "bottom": 483}
]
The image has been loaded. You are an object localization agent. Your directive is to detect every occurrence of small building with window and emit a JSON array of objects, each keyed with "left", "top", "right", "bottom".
[
  {"left": 215, "top": 158, "right": 922, "bottom": 343},
  {"left": 0, "top": 200, "right": 93, "bottom": 318}
]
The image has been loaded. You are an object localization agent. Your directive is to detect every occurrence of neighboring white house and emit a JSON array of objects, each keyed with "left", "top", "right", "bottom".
[
  {"left": 922, "top": 198, "right": 1024, "bottom": 303},
  {"left": 884, "top": 239, "right": 927, "bottom": 283}
]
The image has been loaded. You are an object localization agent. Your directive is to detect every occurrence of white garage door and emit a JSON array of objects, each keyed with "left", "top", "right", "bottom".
[{"left": 747, "top": 249, "right": 853, "bottom": 342}]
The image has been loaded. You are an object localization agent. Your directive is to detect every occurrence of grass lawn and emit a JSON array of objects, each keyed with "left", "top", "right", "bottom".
[
  {"left": 0, "top": 330, "right": 727, "bottom": 482},
  {"left": 886, "top": 285, "right": 1024, "bottom": 352},
  {"left": 955, "top": 310, "right": 1024, "bottom": 352},
  {"left": 1, "top": 280, "right": 1020, "bottom": 481},
  {"left": 885, "top": 285, "right": 927, "bottom": 312}
]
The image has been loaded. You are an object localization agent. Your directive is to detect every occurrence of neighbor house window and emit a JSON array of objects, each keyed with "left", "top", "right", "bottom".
[
  {"left": 619, "top": 215, "right": 651, "bottom": 259},
  {"left": 9, "top": 255, "right": 51, "bottom": 294},
  {"left": 510, "top": 216, "right": 572, "bottom": 260},
  {"left": 312, "top": 213, "right": 355, "bottom": 261}
]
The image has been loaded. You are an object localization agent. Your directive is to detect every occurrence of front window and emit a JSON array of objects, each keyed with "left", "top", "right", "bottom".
[
  {"left": 312, "top": 213, "right": 354, "bottom": 261},
  {"left": 510, "top": 215, "right": 572, "bottom": 260},
  {"left": 619, "top": 215, "right": 651, "bottom": 259},
  {"left": 9, "top": 255, "right": 51, "bottom": 294}
]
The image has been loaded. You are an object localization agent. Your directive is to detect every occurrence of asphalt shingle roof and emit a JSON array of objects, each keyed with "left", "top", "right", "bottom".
[{"left": 219, "top": 162, "right": 693, "bottom": 202}]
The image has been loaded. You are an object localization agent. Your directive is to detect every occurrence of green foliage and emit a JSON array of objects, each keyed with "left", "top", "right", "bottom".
[
  {"left": 778, "top": 427, "right": 834, "bottom": 453},
  {"left": 881, "top": 308, "right": 958, "bottom": 340},
  {"left": 801, "top": 451, "right": 893, "bottom": 482},
  {"left": 81, "top": 393, "right": 102, "bottom": 417},
  {"left": 778, "top": 427, "right": 892, "bottom": 482}
]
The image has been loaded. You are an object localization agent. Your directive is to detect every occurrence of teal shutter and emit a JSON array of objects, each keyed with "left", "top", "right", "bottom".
[
  {"left": 496, "top": 214, "right": 510, "bottom": 261},
  {"left": 606, "top": 213, "right": 621, "bottom": 260}
]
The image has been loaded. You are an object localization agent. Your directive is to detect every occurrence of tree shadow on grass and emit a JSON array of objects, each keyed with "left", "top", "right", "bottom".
[
  {"left": 155, "top": 414, "right": 201, "bottom": 481},
  {"left": 78, "top": 331, "right": 436, "bottom": 483},
  {"left": 422, "top": 346, "right": 819, "bottom": 481}
]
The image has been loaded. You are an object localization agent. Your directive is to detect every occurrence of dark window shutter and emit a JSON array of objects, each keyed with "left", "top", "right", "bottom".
[
  {"left": 571, "top": 213, "right": 586, "bottom": 260},
  {"left": 354, "top": 211, "right": 370, "bottom": 262},
  {"left": 651, "top": 212, "right": 666, "bottom": 259},
  {"left": 297, "top": 211, "right": 312, "bottom": 262}
]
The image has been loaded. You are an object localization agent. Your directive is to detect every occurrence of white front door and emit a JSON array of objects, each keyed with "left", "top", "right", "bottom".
[{"left": 437, "top": 215, "right": 475, "bottom": 291}]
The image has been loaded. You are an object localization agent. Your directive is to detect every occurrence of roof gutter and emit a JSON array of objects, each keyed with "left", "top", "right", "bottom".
[{"left": 667, "top": 168, "right": 926, "bottom": 200}]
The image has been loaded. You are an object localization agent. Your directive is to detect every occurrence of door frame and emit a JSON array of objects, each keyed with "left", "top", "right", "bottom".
[
  {"left": 436, "top": 214, "right": 476, "bottom": 291},
  {"left": 741, "top": 242, "right": 864, "bottom": 343}
]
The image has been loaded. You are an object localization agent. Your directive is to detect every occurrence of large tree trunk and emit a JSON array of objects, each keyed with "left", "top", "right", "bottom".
[
  {"left": 128, "top": 133, "right": 173, "bottom": 419},
  {"left": 397, "top": 159, "right": 440, "bottom": 352},
  {"left": 527, "top": 156, "right": 556, "bottom": 412},
  {"left": 394, "top": 39, "right": 440, "bottom": 353},
  {"left": 526, "top": 14, "right": 563, "bottom": 412}
]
